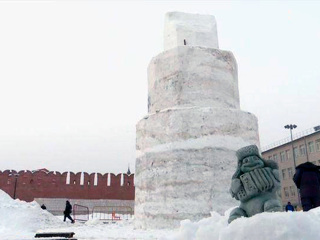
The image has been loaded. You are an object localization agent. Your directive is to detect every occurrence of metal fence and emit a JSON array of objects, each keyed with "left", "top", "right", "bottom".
[
  {"left": 73, "top": 204, "right": 90, "bottom": 222},
  {"left": 92, "top": 206, "right": 134, "bottom": 221},
  {"left": 261, "top": 126, "right": 320, "bottom": 152},
  {"left": 47, "top": 204, "right": 134, "bottom": 222}
]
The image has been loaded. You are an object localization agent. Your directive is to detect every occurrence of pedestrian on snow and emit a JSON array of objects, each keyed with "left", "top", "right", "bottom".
[
  {"left": 293, "top": 162, "right": 320, "bottom": 211},
  {"left": 63, "top": 200, "right": 75, "bottom": 223},
  {"left": 41, "top": 204, "right": 47, "bottom": 210},
  {"left": 285, "top": 201, "right": 294, "bottom": 212}
]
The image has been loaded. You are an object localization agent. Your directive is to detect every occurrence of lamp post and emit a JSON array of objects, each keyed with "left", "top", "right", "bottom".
[
  {"left": 9, "top": 173, "right": 19, "bottom": 199},
  {"left": 284, "top": 124, "right": 297, "bottom": 168},
  {"left": 284, "top": 124, "right": 299, "bottom": 207}
]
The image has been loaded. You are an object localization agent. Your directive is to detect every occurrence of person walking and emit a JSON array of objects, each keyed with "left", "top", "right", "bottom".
[
  {"left": 285, "top": 202, "right": 294, "bottom": 212},
  {"left": 293, "top": 162, "right": 320, "bottom": 211},
  {"left": 63, "top": 200, "right": 75, "bottom": 223}
]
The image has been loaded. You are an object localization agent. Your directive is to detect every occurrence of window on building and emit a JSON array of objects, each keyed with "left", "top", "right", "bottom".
[
  {"left": 284, "top": 187, "right": 289, "bottom": 198},
  {"left": 288, "top": 168, "right": 293, "bottom": 178},
  {"left": 268, "top": 156, "right": 273, "bottom": 160},
  {"left": 316, "top": 139, "right": 320, "bottom": 152},
  {"left": 273, "top": 154, "right": 278, "bottom": 162},
  {"left": 286, "top": 150, "right": 291, "bottom": 160},
  {"left": 308, "top": 141, "right": 315, "bottom": 153},
  {"left": 293, "top": 147, "right": 299, "bottom": 158},
  {"left": 280, "top": 151, "right": 286, "bottom": 162},
  {"left": 290, "top": 186, "right": 296, "bottom": 196},
  {"left": 312, "top": 161, "right": 316, "bottom": 165},
  {"left": 299, "top": 145, "right": 306, "bottom": 156},
  {"left": 282, "top": 169, "right": 286, "bottom": 180}
]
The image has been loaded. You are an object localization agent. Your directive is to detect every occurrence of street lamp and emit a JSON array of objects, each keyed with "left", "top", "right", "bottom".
[
  {"left": 284, "top": 124, "right": 297, "bottom": 168},
  {"left": 284, "top": 124, "right": 300, "bottom": 207},
  {"left": 9, "top": 172, "right": 19, "bottom": 199}
]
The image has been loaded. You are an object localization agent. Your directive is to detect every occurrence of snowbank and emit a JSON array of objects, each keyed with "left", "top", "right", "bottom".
[
  {"left": 168, "top": 207, "right": 320, "bottom": 240},
  {"left": 0, "top": 190, "right": 63, "bottom": 239}
]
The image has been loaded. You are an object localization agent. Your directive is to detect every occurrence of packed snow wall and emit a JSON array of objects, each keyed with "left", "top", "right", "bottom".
[{"left": 135, "top": 12, "right": 260, "bottom": 229}]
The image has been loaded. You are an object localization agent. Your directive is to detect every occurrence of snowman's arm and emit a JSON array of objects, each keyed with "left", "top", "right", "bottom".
[{"left": 230, "top": 178, "right": 242, "bottom": 199}]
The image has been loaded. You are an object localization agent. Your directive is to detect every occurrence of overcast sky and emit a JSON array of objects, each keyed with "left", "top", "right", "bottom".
[{"left": 0, "top": 1, "right": 319, "bottom": 174}]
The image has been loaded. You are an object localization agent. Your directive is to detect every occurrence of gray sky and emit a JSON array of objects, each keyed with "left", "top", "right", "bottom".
[{"left": 0, "top": 1, "right": 319, "bottom": 174}]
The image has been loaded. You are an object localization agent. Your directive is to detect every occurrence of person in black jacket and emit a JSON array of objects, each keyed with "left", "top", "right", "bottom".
[
  {"left": 293, "top": 162, "right": 320, "bottom": 211},
  {"left": 63, "top": 200, "right": 74, "bottom": 223}
]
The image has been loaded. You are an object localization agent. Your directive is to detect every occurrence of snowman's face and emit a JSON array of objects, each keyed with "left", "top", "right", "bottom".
[{"left": 240, "top": 155, "right": 264, "bottom": 173}]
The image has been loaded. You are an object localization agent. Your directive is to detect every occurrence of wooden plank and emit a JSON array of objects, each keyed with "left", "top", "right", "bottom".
[{"left": 34, "top": 232, "right": 75, "bottom": 238}]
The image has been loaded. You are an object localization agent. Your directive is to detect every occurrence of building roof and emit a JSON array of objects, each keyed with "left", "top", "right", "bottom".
[{"left": 262, "top": 126, "right": 320, "bottom": 153}]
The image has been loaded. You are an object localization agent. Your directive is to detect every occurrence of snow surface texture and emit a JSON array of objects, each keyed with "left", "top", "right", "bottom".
[
  {"left": 2, "top": 189, "right": 320, "bottom": 240},
  {"left": 164, "top": 12, "right": 219, "bottom": 51},
  {"left": 147, "top": 47, "right": 239, "bottom": 113},
  {"left": 168, "top": 208, "right": 320, "bottom": 240},
  {"left": 0, "top": 190, "right": 64, "bottom": 239},
  {"left": 135, "top": 12, "right": 260, "bottom": 229}
]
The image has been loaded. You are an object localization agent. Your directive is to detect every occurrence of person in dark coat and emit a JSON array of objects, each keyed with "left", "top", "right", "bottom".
[
  {"left": 41, "top": 204, "right": 47, "bottom": 210},
  {"left": 63, "top": 200, "right": 74, "bottom": 223},
  {"left": 285, "top": 201, "right": 294, "bottom": 212},
  {"left": 293, "top": 162, "right": 320, "bottom": 211}
]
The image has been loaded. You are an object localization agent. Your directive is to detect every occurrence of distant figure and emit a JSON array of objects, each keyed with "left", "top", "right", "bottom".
[
  {"left": 63, "top": 200, "right": 75, "bottom": 223},
  {"left": 285, "top": 202, "right": 294, "bottom": 212},
  {"left": 41, "top": 204, "right": 47, "bottom": 210},
  {"left": 293, "top": 162, "right": 320, "bottom": 211}
]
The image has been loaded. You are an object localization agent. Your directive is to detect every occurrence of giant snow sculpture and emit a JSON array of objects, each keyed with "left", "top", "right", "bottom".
[
  {"left": 228, "top": 145, "right": 282, "bottom": 223},
  {"left": 135, "top": 12, "right": 260, "bottom": 229}
]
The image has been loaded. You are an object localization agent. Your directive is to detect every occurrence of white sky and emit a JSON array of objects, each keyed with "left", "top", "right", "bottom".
[{"left": 0, "top": 1, "right": 319, "bottom": 174}]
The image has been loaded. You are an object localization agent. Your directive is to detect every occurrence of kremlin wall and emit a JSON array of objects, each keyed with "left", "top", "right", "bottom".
[{"left": 0, "top": 169, "right": 135, "bottom": 214}]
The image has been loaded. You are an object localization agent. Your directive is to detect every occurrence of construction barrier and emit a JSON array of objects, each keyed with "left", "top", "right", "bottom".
[
  {"left": 92, "top": 206, "right": 133, "bottom": 221},
  {"left": 73, "top": 204, "right": 90, "bottom": 222}
]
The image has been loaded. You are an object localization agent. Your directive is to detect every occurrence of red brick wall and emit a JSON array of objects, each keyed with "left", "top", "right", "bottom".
[{"left": 0, "top": 170, "right": 135, "bottom": 202}]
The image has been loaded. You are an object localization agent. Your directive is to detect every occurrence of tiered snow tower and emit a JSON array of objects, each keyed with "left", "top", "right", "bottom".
[{"left": 135, "top": 12, "right": 260, "bottom": 229}]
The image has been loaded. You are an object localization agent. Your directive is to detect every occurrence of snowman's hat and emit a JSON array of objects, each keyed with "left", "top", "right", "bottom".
[{"left": 236, "top": 145, "right": 261, "bottom": 161}]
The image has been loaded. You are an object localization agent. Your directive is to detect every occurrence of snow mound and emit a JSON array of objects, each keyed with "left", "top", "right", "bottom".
[
  {"left": 0, "top": 190, "right": 63, "bottom": 239},
  {"left": 167, "top": 207, "right": 320, "bottom": 240}
]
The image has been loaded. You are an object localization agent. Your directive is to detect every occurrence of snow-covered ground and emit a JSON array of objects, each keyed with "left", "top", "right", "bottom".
[{"left": 1, "top": 189, "right": 320, "bottom": 240}]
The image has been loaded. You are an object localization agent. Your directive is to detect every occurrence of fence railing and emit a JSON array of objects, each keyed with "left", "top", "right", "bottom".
[
  {"left": 47, "top": 205, "right": 134, "bottom": 222},
  {"left": 92, "top": 206, "right": 134, "bottom": 221},
  {"left": 73, "top": 204, "right": 89, "bottom": 222},
  {"left": 261, "top": 126, "right": 320, "bottom": 152}
]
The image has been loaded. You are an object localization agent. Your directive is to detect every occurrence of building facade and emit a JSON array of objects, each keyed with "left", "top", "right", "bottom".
[{"left": 261, "top": 126, "right": 320, "bottom": 207}]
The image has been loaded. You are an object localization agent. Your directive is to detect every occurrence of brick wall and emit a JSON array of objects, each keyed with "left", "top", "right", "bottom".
[{"left": 0, "top": 170, "right": 135, "bottom": 202}]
